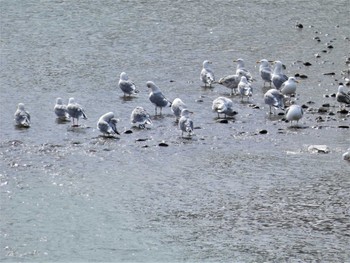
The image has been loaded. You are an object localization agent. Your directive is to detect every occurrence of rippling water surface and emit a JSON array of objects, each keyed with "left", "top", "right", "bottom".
[{"left": 1, "top": 0, "right": 350, "bottom": 262}]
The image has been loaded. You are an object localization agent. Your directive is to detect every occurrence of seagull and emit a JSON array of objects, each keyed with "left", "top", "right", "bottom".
[
  {"left": 54, "top": 97, "right": 69, "bottom": 120},
  {"left": 130, "top": 106, "right": 152, "bottom": 129},
  {"left": 238, "top": 76, "right": 253, "bottom": 101},
  {"left": 147, "top": 81, "right": 172, "bottom": 115},
  {"left": 212, "top": 97, "right": 237, "bottom": 118},
  {"left": 233, "top": 58, "right": 253, "bottom": 81},
  {"left": 171, "top": 98, "right": 187, "bottom": 122},
  {"left": 179, "top": 109, "right": 194, "bottom": 138},
  {"left": 118, "top": 72, "right": 139, "bottom": 97},
  {"left": 281, "top": 77, "right": 299, "bottom": 100},
  {"left": 264, "top": 89, "right": 285, "bottom": 114},
  {"left": 286, "top": 104, "right": 303, "bottom": 126},
  {"left": 14, "top": 103, "right": 30, "bottom": 127},
  {"left": 200, "top": 60, "right": 215, "bottom": 87},
  {"left": 218, "top": 72, "right": 242, "bottom": 96},
  {"left": 271, "top": 61, "right": 288, "bottom": 89},
  {"left": 257, "top": 59, "right": 272, "bottom": 86},
  {"left": 67, "top": 97, "right": 87, "bottom": 126},
  {"left": 97, "top": 112, "right": 120, "bottom": 136},
  {"left": 336, "top": 84, "right": 350, "bottom": 109}
]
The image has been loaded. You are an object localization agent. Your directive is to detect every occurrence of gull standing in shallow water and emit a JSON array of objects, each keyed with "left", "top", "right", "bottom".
[
  {"left": 179, "top": 109, "right": 194, "bottom": 138},
  {"left": 212, "top": 97, "right": 237, "bottom": 118},
  {"left": 54, "top": 97, "right": 69, "bottom": 121},
  {"left": 238, "top": 76, "right": 253, "bottom": 101},
  {"left": 218, "top": 72, "right": 242, "bottom": 96},
  {"left": 257, "top": 59, "right": 272, "bottom": 87},
  {"left": 67, "top": 97, "right": 87, "bottom": 127},
  {"left": 147, "top": 81, "right": 172, "bottom": 115},
  {"left": 286, "top": 104, "right": 303, "bottom": 127},
  {"left": 233, "top": 58, "right": 253, "bottom": 82},
  {"left": 264, "top": 89, "right": 285, "bottom": 114},
  {"left": 97, "top": 112, "right": 120, "bottom": 136},
  {"left": 336, "top": 84, "right": 350, "bottom": 110},
  {"left": 14, "top": 103, "right": 30, "bottom": 127},
  {"left": 271, "top": 61, "right": 288, "bottom": 89},
  {"left": 171, "top": 98, "right": 187, "bottom": 122},
  {"left": 200, "top": 60, "right": 215, "bottom": 87},
  {"left": 130, "top": 106, "right": 152, "bottom": 129},
  {"left": 118, "top": 72, "right": 139, "bottom": 97}
]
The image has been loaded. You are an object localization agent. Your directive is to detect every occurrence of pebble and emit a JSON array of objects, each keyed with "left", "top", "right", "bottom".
[
  {"left": 158, "top": 142, "right": 169, "bottom": 147},
  {"left": 124, "top": 130, "right": 133, "bottom": 134},
  {"left": 259, "top": 129, "right": 268, "bottom": 134}
]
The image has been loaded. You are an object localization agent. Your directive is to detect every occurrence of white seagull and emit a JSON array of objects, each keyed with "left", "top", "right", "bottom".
[
  {"left": 336, "top": 84, "right": 350, "bottom": 110},
  {"left": 54, "top": 97, "right": 69, "bottom": 121},
  {"left": 118, "top": 72, "right": 139, "bottom": 97},
  {"left": 14, "top": 103, "right": 30, "bottom": 128},
  {"left": 171, "top": 98, "right": 187, "bottom": 122},
  {"left": 271, "top": 61, "right": 288, "bottom": 89},
  {"left": 67, "top": 97, "right": 87, "bottom": 126},
  {"left": 179, "top": 109, "right": 194, "bottom": 138},
  {"left": 147, "top": 81, "right": 172, "bottom": 115},
  {"left": 286, "top": 104, "right": 303, "bottom": 127},
  {"left": 200, "top": 60, "right": 215, "bottom": 87},
  {"left": 130, "top": 106, "right": 152, "bottom": 129},
  {"left": 257, "top": 59, "right": 272, "bottom": 87},
  {"left": 281, "top": 77, "right": 299, "bottom": 100},
  {"left": 238, "top": 76, "right": 253, "bottom": 101},
  {"left": 97, "top": 112, "right": 120, "bottom": 136},
  {"left": 212, "top": 97, "right": 237, "bottom": 118},
  {"left": 233, "top": 58, "right": 253, "bottom": 82},
  {"left": 264, "top": 89, "right": 285, "bottom": 114}
]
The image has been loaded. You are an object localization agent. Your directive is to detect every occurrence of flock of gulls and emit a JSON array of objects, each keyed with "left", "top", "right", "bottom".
[{"left": 13, "top": 58, "right": 350, "bottom": 157}]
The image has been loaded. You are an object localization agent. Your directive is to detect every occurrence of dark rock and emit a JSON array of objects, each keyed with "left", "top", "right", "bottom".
[
  {"left": 315, "top": 116, "right": 324, "bottom": 122},
  {"left": 307, "top": 101, "right": 315, "bottom": 104},
  {"left": 303, "top": 62, "right": 312, "bottom": 66},
  {"left": 323, "top": 94, "right": 329, "bottom": 98},
  {"left": 322, "top": 103, "right": 330, "bottom": 107},
  {"left": 318, "top": 107, "right": 328, "bottom": 113},
  {"left": 337, "top": 109, "right": 349, "bottom": 114},
  {"left": 327, "top": 45, "right": 334, "bottom": 49},
  {"left": 299, "top": 74, "right": 308, "bottom": 79},
  {"left": 330, "top": 93, "right": 336, "bottom": 97},
  {"left": 124, "top": 130, "right": 133, "bottom": 134},
  {"left": 136, "top": 138, "right": 148, "bottom": 142},
  {"left": 259, "top": 129, "right": 268, "bottom": 134},
  {"left": 323, "top": 72, "right": 336, "bottom": 76},
  {"left": 278, "top": 112, "right": 285, "bottom": 116},
  {"left": 217, "top": 119, "right": 229, "bottom": 124},
  {"left": 301, "top": 104, "right": 309, "bottom": 109},
  {"left": 158, "top": 142, "right": 169, "bottom": 147},
  {"left": 322, "top": 50, "right": 328, "bottom": 53},
  {"left": 328, "top": 112, "right": 335, "bottom": 116},
  {"left": 296, "top": 23, "right": 303, "bottom": 29},
  {"left": 338, "top": 125, "right": 349, "bottom": 129}
]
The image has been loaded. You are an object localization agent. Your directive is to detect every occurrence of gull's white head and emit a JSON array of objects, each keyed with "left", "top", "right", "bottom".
[
  {"left": 18, "top": 103, "right": 25, "bottom": 110},
  {"left": 181, "top": 109, "right": 193, "bottom": 117},
  {"left": 120, "top": 72, "right": 128, "bottom": 81},
  {"left": 68, "top": 97, "right": 75, "bottom": 104},
  {"left": 56, "top": 97, "right": 63, "bottom": 105},
  {"left": 203, "top": 60, "right": 212, "bottom": 68},
  {"left": 146, "top": 81, "right": 160, "bottom": 92}
]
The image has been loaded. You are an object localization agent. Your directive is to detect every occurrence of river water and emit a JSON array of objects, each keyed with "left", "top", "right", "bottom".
[{"left": 1, "top": 0, "right": 350, "bottom": 262}]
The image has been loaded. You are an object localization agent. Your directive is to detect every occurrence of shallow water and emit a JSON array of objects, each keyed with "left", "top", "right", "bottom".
[{"left": 1, "top": 0, "right": 350, "bottom": 262}]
